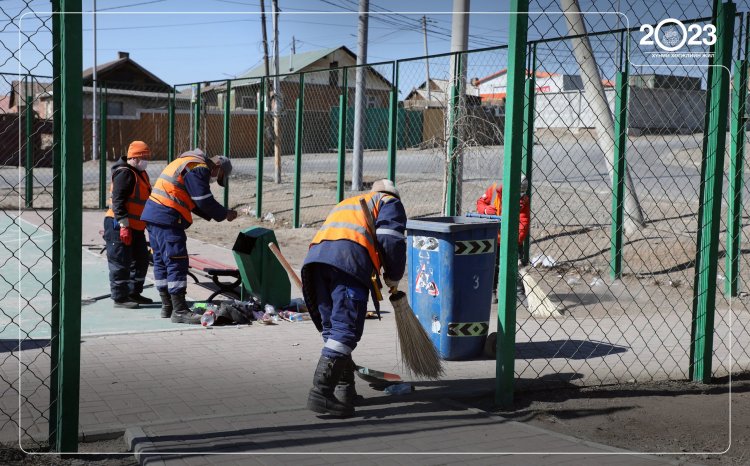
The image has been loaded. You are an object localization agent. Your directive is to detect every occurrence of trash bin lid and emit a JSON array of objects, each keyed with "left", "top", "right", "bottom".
[{"left": 406, "top": 216, "right": 499, "bottom": 233}]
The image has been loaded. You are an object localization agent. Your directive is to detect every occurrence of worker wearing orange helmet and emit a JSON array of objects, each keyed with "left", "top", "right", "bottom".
[
  {"left": 104, "top": 141, "right": 153, "bottom": 309},
  {"left": 476, "top": 175, "right": 531, "bottom": 302}
]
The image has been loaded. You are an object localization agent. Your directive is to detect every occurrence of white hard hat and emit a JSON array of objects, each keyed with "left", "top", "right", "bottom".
[{"left": 371, "top": 179, "right": 400, "bottom": 199}]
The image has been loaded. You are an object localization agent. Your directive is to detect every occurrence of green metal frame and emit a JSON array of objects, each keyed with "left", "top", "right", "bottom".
[
  {"left": 98, "top": 88, "right": 107, "bottom": 209},
  {"left": 223, "top": 79, "right": 231, "bottom": 208},
  {"left": 55, "top": 0, "right": 83, "bottom": 452},
  {"left": 496, "top": 0, "right": 529, "bottom": 407},
  {"left": 387, "top": 61, "right": 399, "bottom": 182},
  {"left": 293, "top": 74, "right": 305, "bottom": 228},
  {"left": 193, "top": 82, "right": 201, "bottom": 148},
  {"left": 726, "top": 15, "right": 749, "bottom": 297},
  {"left": 24, "top": 78, "right": 33, "bottom": 208},
  {"left": 611, "top": 33, "right": 629, "bottom": 280},
  {"left": 256, "top": 78, "right": 265, "bottom": 219},
  {"left": 337, "top": 68, "right": 348, "bottom": 202},
  {"left": 520, "top": 44, "right": 536, "bottom": 266},
  {"left": 49, "top": 1, "right": 61, "bottom": 448},
  {"left": 167, "top": 87, "right": 175, "bottom": 163},
  {"left": 691, "top": 0, "right": 735, "bottom": 383},
  {"left": 445, "top": 53, "right": 463, "bottom": 216}
]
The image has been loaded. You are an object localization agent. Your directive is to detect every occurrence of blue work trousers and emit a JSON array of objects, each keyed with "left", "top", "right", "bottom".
[
  {"left": 312, "top": 264, "right": 369, "bottom": 359},
  {"left": 146, "top": 223, "right": 189, "bottom": 295},
  {"left": 103, "top": 217, "right": 149, "bottom": 301}
]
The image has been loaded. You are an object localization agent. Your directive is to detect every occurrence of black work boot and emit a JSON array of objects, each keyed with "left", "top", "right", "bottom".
[
  {"left": 130, "top": 293, "right": 154, "bottom": 304},
  {"left": 334, "top": 357, "right": 361, "bottom": 406},
  {"left": 307, "top": 355, "right": 355, "bottom": 417},
  {"left": 159, "top": 291, "right": 173, "bottom": 318},
  {"left": 170, "top": 292, "right": 201, "bottom": 324},
  {"left": 113, "top": 299, "right": 139, "bottom": 309},
  {"left": 516, "top": 275, "right": 526, "bottom": 300}
]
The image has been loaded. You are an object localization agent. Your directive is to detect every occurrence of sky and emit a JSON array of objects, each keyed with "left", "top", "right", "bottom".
[{"left": 3, "top": 0, "right": 726, "bottom": 88}]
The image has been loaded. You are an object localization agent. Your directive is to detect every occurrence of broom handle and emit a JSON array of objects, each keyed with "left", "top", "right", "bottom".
[
  {"left": 358, "top": 198, "right": 387, "bottom": 299},
  {"left": 268, "top": 242, "right": 304, "bottom": 293}
]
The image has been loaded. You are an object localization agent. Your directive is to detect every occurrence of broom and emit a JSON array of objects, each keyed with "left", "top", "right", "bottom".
[{"left": 358, "top": 198, "right": 444, "bottom": 379}]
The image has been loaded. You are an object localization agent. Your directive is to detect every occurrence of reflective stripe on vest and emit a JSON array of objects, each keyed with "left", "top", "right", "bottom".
[
  {"left": 147, "top": 155, "right": 206, "bottom": 224},
  {"left": 105, "top": 167, "right": 152, "bottom": 231},
  {"left": 310, "top": 191, "right": 394, "bottom": 270}
]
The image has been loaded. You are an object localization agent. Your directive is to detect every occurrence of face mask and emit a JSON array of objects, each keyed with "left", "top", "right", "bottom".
[{"left": 135, "top": 159, "right": 148, "bottom": 171}]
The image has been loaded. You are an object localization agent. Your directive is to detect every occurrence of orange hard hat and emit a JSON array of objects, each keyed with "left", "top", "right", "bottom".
[{"left": 127, "top": 141, "right": 151, "bottom": 159}]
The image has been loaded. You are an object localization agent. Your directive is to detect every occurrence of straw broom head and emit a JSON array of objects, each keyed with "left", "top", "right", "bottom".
[{"left": 390, "top": 290, "right": 444, "bottom": 379}]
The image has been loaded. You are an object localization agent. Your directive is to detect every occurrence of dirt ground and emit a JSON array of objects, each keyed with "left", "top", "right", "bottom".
[
  {"left": 465, "top": 372, "right": 750, "bottom": 465},
  {"left": 1, "top": 436, "right": 135, "bottom": 465}
]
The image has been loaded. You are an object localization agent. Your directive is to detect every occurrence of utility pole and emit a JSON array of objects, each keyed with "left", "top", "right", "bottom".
[
  {"left": 447, "top": 0, "right": 469, "bottom": 214},
  {"left": 260, "top": 0, "right": 270, "bottom": 100},
  {"left": 422, "top": 15, "right": 432, "bottom": 103},
  {"left": 92, "top": 0, "right": 98, "bottom": 161},
  {"left": 290, "top": 36, "right": 296, "bottom": 71},
  {"left": 560, "top": 0, "right": 644, "bottom": 233},
  {"left": 272, "top": 0, "right": 282, "bottom": 184},
  {"left": 352, "top": 0, "right": 369, "bottom": 191}
]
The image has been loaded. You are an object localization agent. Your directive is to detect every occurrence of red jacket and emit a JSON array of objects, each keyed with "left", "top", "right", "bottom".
[{"left": 476, "top": 183, "right": 530, "bottom": 245}]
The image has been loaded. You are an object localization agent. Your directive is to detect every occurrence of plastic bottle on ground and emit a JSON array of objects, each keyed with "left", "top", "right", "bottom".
[
  {"left": 264, "top": 304, "right": 277, "bottom": 315},
  {"left": 201, "top": 310, "right": 216, "bottom": 327},
  {"left": 384, "top": 383, "right": 413, "bottom": 395}
]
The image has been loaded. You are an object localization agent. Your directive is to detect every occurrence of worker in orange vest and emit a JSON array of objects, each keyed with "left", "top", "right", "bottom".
[
  {"left": 104, "top": 141, "right": 153, "bottom": 309},
  {"left": 302, "top": 179, "right": 407, "bottom": 417},
  {"left": 141, "top": 149, "right": 237, "bottom": 323},
  {"left": 476, "top": 175, "right": 531, "bottom": 303}
]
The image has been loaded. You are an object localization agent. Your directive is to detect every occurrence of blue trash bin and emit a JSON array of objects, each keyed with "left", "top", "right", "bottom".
[{"left": 406, "top": 216, "right": 499, "bottom": 360}]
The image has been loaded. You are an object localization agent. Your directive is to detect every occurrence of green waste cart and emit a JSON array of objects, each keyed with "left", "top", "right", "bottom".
[{"left": 232, "top": 227, "right": 291, "bottom": 308}]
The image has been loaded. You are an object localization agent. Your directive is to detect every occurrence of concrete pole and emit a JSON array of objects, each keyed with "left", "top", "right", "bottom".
[
  {"left": 422, "top": 15, "right": 432, "bottom": 103},
  {"left": 351, "top": 0, "right": 368, "bottom": 191},
  {"left": 448, "top": 0, "right": 469, "bottom": 214},
  {"left": 91, "top": 0, "right": 97, "bottom": 161},
  {"left": 272, "top": 0, "right": 282, "bottom": 183},
  {"left": 561, "top": 0, "right": 644, "bottom": 233}
]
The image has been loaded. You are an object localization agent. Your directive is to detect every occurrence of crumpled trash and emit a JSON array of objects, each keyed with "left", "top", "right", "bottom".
[
  {"left": 531, "top": 255, "right": 557, "bottom": 268},
  {"left": 566, "top": 276, "right": 582, "bottom": 286},
  {"left": 263, "top": 212, "right": 276, "bottom": 223},
  {"left": 589, "top": 277, "right": 605, "bottom": 287}
]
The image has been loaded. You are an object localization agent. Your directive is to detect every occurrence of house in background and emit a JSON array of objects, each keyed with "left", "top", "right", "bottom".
[
  {"left": 212, "top": 46, "right": 392, "bottom": 113},
  {"left": 402, "top": 78, "right": 481, "bottom": 109}
]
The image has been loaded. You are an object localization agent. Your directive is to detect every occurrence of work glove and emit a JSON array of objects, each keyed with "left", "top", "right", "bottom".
[
  {"left": 483, "top": 207, "right": 498, "bottom": 215},
  {"left": 225, "top": 209, "right": 238, "bottom": 222},
  {"left": 119, "top": 226, "right": 132, "bottom": 246}
]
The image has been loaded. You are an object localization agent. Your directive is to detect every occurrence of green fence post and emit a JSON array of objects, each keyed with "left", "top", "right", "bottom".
[
  {"left": 98, "top": 89, "right": 107, "bottom": 209},
  {"left": 521, "top": 44, "right": 536, "bottom": 266},
  {"left": 726, "top": 23, "right": 749, "bottom": 297},
  {"left": 445, "top": 53, "right": 463, "bottom": 216},
  {"left": 49, "top": 1, "right": 61, "bottom": 447},
  {"left": 387, "top": 61, "right": 399, "bottom": 182},
  {"left": 691, "top": 0, "right": 735, "bottom": 383},
  {"left": 496, "top": 0, "right": 529, "bottom": 408},
  {"left": 167, "top": 87, "right": 175, "bottom": 163},
  {"left": 223, "top": 79, "right": 231, "bottom": 208},
  {"left": 611, "top": 35, "right": 629, "bottom": 281},
  {"left": 293, "top": 73, "right": 305, "bottom": 228},
  {"left": 337, "top": 68, "right": 348, "bottom": 202},
  {"left": 56, "top": 0, "right": 83, "bottom": 452},
  {"left": 193, "top": 82, "right": 201, "bottom": 148},
  {"left": 691, "top": 0, "right": 722, "bottom": 381},
  {"left": 24, "top": 78, "right": 33, "bottom": 208},
  {"left": 256, "top": 78, "right": 265, "bottom": 219}
]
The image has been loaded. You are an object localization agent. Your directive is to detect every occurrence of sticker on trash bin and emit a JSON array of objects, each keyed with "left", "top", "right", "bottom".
[
  {"left": 454, "top": 240, "right": 494, "bottom": 255},
  {"left": 431, "top": 316, "right": 441, "bottom": 334},
  {"left": 413, "top": 236, "right": 439, "bottom": 251},
  {"left": 415, "top": 263, "right": 439, "bottom": 296},
  {"left": 448, "top": 321, "right": 489, "bottom": 337}
]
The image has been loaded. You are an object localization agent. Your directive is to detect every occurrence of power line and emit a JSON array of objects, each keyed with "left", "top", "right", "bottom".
[{"left": 95, "top": 0, "right": 167, "bottom": 12}]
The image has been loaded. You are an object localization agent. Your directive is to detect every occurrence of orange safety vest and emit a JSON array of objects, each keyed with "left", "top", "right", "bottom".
[
  {"left": 310, "top": 191, "right": 395, "bottom": 270},
  {"left": 105, "top": 167, "right": 151, "bottom": 231},
  {"left": 490, "top": 183, "right": 502, "bottom": 214},
  {"left": 148, "top": 155, "right": 207, "bottom": 225}
]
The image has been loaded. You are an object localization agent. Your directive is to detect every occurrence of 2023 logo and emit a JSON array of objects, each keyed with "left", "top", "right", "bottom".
[{"left": 639, "top": 19, "right": 716, "bottom": 51}]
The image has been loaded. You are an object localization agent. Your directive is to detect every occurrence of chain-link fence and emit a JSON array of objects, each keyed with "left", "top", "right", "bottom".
[{"left": 0, "top": 1, "right": 57, "bottom": 450}]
